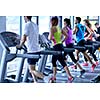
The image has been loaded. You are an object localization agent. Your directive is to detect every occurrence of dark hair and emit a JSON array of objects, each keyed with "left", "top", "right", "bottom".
[
  {"left": 84, "top": 19, "right": 91, "bottom": 28},
  {"left": 95, "top": 22, "right": 99, "bottom": 26},
  {"left": 76, "top": 17, "right": 81, "bottom": 23},
  {"left": 64, "top": 18, "right": 71, "bottom": 29},
  {"left": 26, "top": 16, "right": 32, "bottom": 21},
  {"left": 51, "top": 16, "right": 58, "bottom": 26}
]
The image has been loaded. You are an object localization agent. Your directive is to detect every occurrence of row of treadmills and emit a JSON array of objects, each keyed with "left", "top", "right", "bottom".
[{"left": 0, "top": 31, "right": 100, "bottom": 83}]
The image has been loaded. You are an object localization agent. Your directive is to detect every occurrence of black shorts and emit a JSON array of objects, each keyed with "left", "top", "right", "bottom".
[
  {"left": 77, "top": 39, "right": 87, "bottom": 52},
  {"left": 27, "top": 58, "right": 39, "bottom": 65},
  {"left": 27, "top": 53, "right": 39, "bottom": 65}
]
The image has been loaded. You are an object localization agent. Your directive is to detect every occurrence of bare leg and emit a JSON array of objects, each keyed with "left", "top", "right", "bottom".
[
  {"left": 76, "top": 50, "right": 80, "bottom": 61},
  {"left": 83, "top": 52, "right": 94, "bottom": 64},
  {"left": 29, "top": 65, "right": 44, "bottom": 82},
  {"left": 76, "top": 62, "right": 83, "bottom": 71},
  {"left": 64, "top": 66, "right": 73, "bottom": 78},
  {"left": 53, "top": 67, "right": 57, "bottom": 78}
]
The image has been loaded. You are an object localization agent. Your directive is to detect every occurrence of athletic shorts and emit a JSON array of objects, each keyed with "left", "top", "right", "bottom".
[
  {"left": 27, "top": 53, "right": 39, "bottom": 65},
  {"left": 27, "top": 58, "right": 39, "bottom": 65},
  {"left": 77, "top": 39, "right": 87, "bottom": 52}
]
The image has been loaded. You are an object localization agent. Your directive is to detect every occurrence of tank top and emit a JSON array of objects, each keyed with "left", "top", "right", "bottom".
[
  {"left": 51, "top": 26, "right": 62, "bottom": 45},
  {"left": 65, "top": 26, "right": 73, "bottom": 45},
  {"left": 76, "top": 23, "right": 85, "bottom": 43},
  {"left": 86, "top": 26, "right": 93, "bottom": 41}
]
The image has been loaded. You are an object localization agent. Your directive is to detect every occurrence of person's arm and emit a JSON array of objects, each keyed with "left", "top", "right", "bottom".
[
  {"left": 84, "top": 29, "right": 89, "bottom": 37},
  {"left": 62, "top": 27, "right": 68, "bottom": 43},
  {"left": 73, "top": 26, "right": 78, "bottom": 34},
  {"left": 85, "top": 27, "right": 93, "bottom": 40},
  {"left": 49, "top": 26, "right": 57, "bottom": 40},
  {"left": 16, "top": 34, "right": 27, "bottom": 48}
]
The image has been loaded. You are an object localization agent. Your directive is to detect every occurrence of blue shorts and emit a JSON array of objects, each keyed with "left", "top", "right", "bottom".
[{"left": 27, "top": 58, "right": 39, "bottom": 65}]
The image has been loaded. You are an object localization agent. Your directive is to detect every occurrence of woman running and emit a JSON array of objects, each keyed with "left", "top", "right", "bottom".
[
  {"left": 83, "top": 19, "right": 98, "bottom": 66},
  {"left": 49, "top": 16, "right": 74, "bottom": 83},
  {"left": 63, "top": 18, "right": 85, "bottom": 77}
]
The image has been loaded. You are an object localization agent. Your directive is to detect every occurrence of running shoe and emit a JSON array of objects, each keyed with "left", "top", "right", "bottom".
[
  {"left": 82, "top": 63, "right": 88, "bottom": 66},
  {"left": 80, "top": 69, "right": 85, "bottom": 77},
  {"left": 91, "top": 64, "right": 96, "bottom": 72},
  {"left": 67, "top": 77, "right": 74, "bottom": 83},
  {"left": 96, "top": 61, "right": 99, "bottom": 65},
  {"left": 49, "top": 77, "right": 56, "bottom": 83}
]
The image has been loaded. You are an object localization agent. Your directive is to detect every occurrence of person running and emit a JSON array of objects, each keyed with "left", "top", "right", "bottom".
[
  {"left": 94, "top": 22, "right": 100, "bottom": 41},
  {"left": 63, "top": 18, "right": 85, "bottom": 77},
  {"left": 49, "top": 16, "right": 74, "bottom": 83},
  {"left": 83, "top": 19, "right": 98, "bottom": 66},
  {"left": 73, "top": 17, "right": 96, "bottom": 72},
  {"left": 16, "top": 16, "right": 49, "bottom": 83}
]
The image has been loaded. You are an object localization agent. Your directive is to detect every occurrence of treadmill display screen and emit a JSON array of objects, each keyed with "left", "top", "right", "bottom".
[{"left": 0, "top": 31, "right": 20, "bottom": 47}]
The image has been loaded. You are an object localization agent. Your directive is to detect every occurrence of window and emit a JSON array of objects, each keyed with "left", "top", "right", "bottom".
[
  {"left": 89, "top": 16, "right": 98, "bottom": 19},
  {"left": 6, "top": 16, "right": 20, "bottom": 35},
  {"left": 39, "top": 16, "right": 50, "bottom": 34},
  {"left": 89, "top": 20, "right": 98, "bottom": 30},
  {"left": 88, "top": 16, "right": 99, "bottom": 30}
]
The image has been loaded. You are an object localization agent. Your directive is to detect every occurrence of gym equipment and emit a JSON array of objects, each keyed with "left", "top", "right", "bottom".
[
  {"left": 0, "top": 31, "right": 40, "bottom": 83},
  {"left": 22, "top": 32, "right": 76, "bottom": 82}
]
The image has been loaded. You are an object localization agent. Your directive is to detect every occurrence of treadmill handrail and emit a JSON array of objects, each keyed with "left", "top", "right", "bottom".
[
  {"left": 73, "top": 45, "right": 86, "bottom": 50},
  {"left": 16, "top": 54, "right": 40, "bottom": 59}
]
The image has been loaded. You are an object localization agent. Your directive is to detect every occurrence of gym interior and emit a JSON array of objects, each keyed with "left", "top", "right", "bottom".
[{"left": 0, "top": 16, "right": 100, "bottom": 83}]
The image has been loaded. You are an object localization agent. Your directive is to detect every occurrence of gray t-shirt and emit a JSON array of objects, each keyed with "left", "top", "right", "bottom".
[{"left": 24, "top": 21, "right": 40, "bottom": 53}]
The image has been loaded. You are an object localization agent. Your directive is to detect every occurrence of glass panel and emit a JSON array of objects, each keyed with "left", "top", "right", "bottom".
[
  {"left": 89, "top": 20, "right": 98, "bottom": 30},
  {"left": 89, "top": 16, "right": 98, "bottom": 19},
  {"left": 39, "top": 16, "right": 50, "bottom": 34},
  {"left": 6, "top": 16, "right": 20, "bottom": 35}
]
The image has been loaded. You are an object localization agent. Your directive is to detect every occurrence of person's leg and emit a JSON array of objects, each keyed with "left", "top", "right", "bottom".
[
  {"left": 29, "top": 65, "right": 44, "bottom": 82},
  {"left": 58, "top": 55, "right": 74, "bottom": 82},
  {"left": 68, "top": 52, "right": 85, "bottom": 77},
  {"left": 88, "top": 40, "right": 98, "bottom": 63},
  {"left": 83, "top": 52, "right": 96, "bottom": 72},
  {"left": 89, "top": 47, "right": 98, "bottom": 62},
  {"left": 83, "top": 55, "right": 89, "bottom": 66},
  {"left": 76, "top": 50, "right": 80, "bottom": 61},
  {"left": 51, "top": 55, "right": 58, "bottom": 82},
  {"left": 28, "top": 58, "right": 49, "bottom": 83}
]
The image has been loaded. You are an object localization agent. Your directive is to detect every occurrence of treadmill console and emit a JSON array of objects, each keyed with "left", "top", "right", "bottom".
[{"left": 0, "top": 31, "right": 20, "bottom": 47}]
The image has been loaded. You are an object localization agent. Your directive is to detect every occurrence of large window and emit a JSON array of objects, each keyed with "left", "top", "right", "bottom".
[
  {"left": 6, "top": 16, "right": 20, "bottom": 35},
  {"left": 39, "top": 16, "right": 50, "bottom": 34},
  {"left": 89, "top": 16, "right": 98, "bottom": 19},
  {"left": 88, "top": 16, "right": 99, "bottom": 30}
]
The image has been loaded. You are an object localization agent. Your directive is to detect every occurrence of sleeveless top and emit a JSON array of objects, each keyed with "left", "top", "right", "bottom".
[
  {"left": 86, "top": 26, "right": 93, "bottom": 41},
  {"left": 76, "top": 23, "right": 85, "bottom": 43},
  {"left": 65, "top": 26, "right": 73, "bottom": 45},
  {"left": 51, "top": 26, "right": 62, "bottom": 45}
]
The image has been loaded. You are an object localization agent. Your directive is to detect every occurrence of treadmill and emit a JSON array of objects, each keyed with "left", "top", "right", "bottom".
[{"left": 0, "top": 31, "right": 40, "bottom": 83}]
